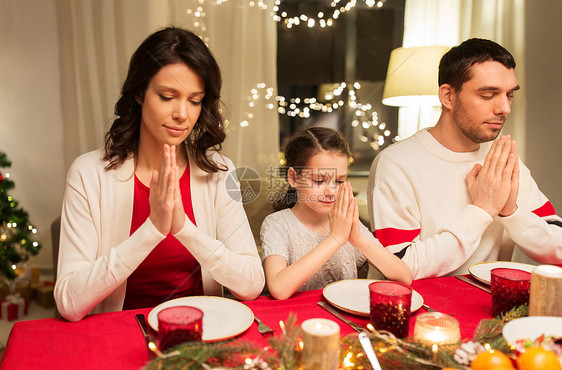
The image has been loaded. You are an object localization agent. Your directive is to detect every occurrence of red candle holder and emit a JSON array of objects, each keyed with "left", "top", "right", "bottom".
[
  {"left": 369, "top": 281, "right": 412, "bottom": 338},
  {"left": 491, "top": 268, "right": 531, "bottom": 317},
  {"left": 157, "top": 306, "right": 203, "bottom": 351}
]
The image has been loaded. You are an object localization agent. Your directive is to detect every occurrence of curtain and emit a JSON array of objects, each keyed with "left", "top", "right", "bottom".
[
  {"left": 55, "top": 0, "right": 279, "bottom": 175},
  {"left": 400, "top": 0, "right": 525, "bottom": 158}
]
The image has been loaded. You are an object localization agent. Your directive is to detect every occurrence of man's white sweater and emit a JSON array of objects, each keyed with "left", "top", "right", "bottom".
[{"left": 367, "top": 129, "right": 562, "bottom": 279}]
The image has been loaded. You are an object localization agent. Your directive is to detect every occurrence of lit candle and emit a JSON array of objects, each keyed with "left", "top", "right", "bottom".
[
  {"left": 413, "top": 312, "right": 460, "bottom": 345},
  {"left": 301, "top": 318, "right": 340, "bottom": 370}
]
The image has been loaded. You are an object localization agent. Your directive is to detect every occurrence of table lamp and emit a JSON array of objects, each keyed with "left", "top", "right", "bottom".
[{"left": 382, "top": 46, "right": 450, "bottom": 138}]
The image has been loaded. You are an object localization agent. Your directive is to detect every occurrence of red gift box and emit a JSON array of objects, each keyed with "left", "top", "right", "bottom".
[{"left": 0, "top": 294, "right": 29, "bottom": 321}]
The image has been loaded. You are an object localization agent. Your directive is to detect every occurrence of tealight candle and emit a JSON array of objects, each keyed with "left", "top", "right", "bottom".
[
  {"left": 413, "top": 312, "right": 461, "bottom": 345},
  {"left": 529, "top": 264, "right": 562, "bottom": 317},
  {"left": 301, "top": 318, "right": 340, "bottom": 370}
]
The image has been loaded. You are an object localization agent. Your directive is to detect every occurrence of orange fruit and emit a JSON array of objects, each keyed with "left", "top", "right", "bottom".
[
  {"left": 516, "top": 347, "right": 561, "bottom": 370},
  {"left": 471, "top": 350, "right": 514, "bottom": 370}
]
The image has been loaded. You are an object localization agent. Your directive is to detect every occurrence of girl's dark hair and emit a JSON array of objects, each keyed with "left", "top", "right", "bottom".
[
  {"left": 104, "top": 26, "right": 226, "bottom": 172},
  {"left": 438, "top": 38, "right": 516, "bottom": 91},
  {"left": 274, "top": 127, "right": 351, "bottom": 211}
]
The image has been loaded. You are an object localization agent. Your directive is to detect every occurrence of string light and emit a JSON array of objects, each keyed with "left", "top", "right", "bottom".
[
  {"left": 242, "top": 81, "right": 397, "bottom": 149},
  {"left": 432, "top": 343, "right": 439, "bottom": 361},
  {"left": 181, "top": 1, "right": 396, "bottom": 149},
  {"left": 184, "top": 1, "right": 387, "bottom": 34},
  {"left": 343, "top": 351, "right": 355, "bottom": 367},
  {"left": 276, "top": 0, "right": 387, "bottom": 29}
]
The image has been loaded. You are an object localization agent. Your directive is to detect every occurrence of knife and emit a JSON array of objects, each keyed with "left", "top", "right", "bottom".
[
  {"left": 317, "top": 302, "right": 365, "bottom": 333},
  {"left": 358, "top": 331, "right": 383, "bottom": 370},
  {"left": 456, "top": 275, "right": 492, "bottom": 294},
  {"left": 135, "top": 314, "right": 158, "bottom": 359}
]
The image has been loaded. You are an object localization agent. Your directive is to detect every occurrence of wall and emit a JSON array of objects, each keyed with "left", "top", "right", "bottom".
[
  {"left": 0, "top": 0, "right": 65, "bottom": 271},
  {"left": 524, "top": 0, "right": 562, "bottom": 211}
]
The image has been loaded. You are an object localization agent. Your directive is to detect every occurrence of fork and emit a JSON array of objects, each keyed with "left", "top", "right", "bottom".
[{"left": 254, "top": 316, "right": 275, "bottom": 335}]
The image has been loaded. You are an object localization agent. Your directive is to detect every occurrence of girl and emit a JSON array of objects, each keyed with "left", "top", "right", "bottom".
[
  {"left": 54, "top": 27, "right": 264, "bottom": 321},
  {"left": 260, "top": 127, "right": 411, "bottom": 300}
]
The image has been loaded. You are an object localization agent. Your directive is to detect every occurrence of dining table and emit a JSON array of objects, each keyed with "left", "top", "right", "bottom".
[{"left": 0, "top": 275, "right": 495, "bottom": 369}]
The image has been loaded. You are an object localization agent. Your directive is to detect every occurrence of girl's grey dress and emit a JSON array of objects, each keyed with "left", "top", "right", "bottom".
[{"left": 260, "top": 208, "right": 377, "bottom": 291}]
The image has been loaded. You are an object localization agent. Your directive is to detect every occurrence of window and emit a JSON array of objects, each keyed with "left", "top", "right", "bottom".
[{"left": 277, "top": 0, "right": 405, "bottom": 172}]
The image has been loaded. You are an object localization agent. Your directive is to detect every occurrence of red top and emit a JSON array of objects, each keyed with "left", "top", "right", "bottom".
[{"left": 123, "top": 163, "right": 203, "bottom": 310}]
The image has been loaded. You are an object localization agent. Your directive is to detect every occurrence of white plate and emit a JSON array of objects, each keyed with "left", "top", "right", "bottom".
[
  {"left": 502, "top": 316, "right": 562, "bottom": 345},
  {"left": 322, "top": 279, "right": 423, "bottom": 317},
  {"left": 469, "top": 261, "right": 535, "bottom": 285},
  {"left": 147, "top": 296, "right": 254, "bottom": 342}
]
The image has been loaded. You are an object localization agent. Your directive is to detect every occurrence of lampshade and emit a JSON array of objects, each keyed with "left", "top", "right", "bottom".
[{"left": 382, "top": 46, "right": 450, "bottom": 107}]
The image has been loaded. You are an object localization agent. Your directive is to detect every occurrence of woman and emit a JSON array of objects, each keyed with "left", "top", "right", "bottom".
[{"left": 54, "top": 27, "right": 264, "bottom": 321}]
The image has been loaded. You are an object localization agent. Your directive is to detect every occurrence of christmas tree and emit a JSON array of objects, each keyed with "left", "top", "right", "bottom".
[{"left": 0, "top": 151, "right": 41, "bottom": 281}]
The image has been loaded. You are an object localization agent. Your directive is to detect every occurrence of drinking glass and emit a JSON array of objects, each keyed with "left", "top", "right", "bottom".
[
  {"left": 491, "top": 268, "right": 531, "bottom": 317},
  {"left": 369, "top": 281, "right": 412, "bottom": 338},
  {"left": 157, "top": 306, "right": 203, "bottom": 351}
]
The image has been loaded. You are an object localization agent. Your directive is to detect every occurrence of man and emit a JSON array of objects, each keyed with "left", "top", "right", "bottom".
[{"left": 367, "top": 38, "right": 562, "bottom": 279}]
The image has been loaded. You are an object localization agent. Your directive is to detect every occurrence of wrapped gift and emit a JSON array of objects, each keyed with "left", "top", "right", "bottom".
[
  {"left": 30, "top": 266, "right": 41, "bottom": 285},
  {"left": 32, "top": 282, "right": 55, "bottom": 308},
  {"left": 0, "top": 294, "right": 29, "bottom": 321}
]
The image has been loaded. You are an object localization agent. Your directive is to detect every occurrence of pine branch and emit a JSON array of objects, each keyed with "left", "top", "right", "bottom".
[{"left": 472, "top": 304, "right": 528, "bottom": 353}]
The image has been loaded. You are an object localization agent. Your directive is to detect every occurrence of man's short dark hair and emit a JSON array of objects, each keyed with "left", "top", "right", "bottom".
[{"left": 438, "top": 38, "right": 516, "bottom": 91}]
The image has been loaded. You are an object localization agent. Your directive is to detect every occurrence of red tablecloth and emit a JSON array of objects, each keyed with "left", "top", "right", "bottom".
[{"left": 0, "top": 275, "right": 493, "bottom": 370}]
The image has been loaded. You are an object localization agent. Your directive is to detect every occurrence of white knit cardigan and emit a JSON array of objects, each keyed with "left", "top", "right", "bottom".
[{"left": 54, "top": 149, "right": 265, "bottom": 321}]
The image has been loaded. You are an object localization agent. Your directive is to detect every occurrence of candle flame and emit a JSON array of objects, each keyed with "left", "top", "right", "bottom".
[{"left": 432, "top": 343, "right": 438, "bottom": 353}]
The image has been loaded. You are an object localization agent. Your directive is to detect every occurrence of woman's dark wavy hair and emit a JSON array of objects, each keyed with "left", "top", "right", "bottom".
[
  {"left": 104, "top": 26, "right": 226, "bottom": 172},
  {"left": 438, "top": 38, "right": 516, "bottom": 91},
  {"left": 274, "top": 127, "right": 351, "bottom": 211}
]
